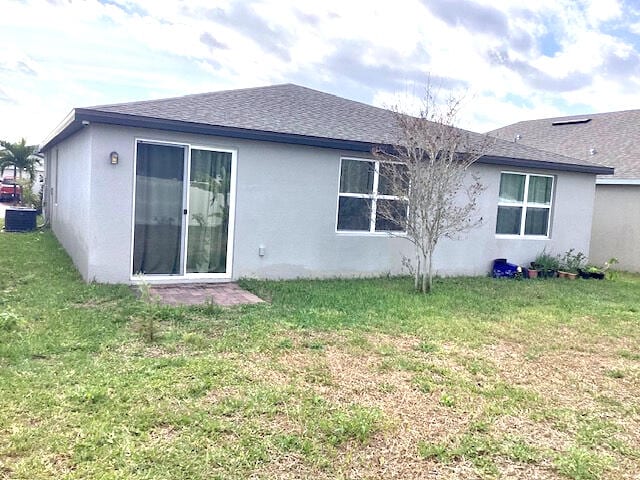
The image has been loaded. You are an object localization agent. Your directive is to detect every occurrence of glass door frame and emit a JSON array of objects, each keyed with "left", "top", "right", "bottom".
[{"left": 130, "top": 138, "right": 237, "bottom": 282}]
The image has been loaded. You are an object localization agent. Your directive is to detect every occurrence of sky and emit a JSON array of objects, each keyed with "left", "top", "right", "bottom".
[{"left": 2, "top": 0, "right": 640, "bottom": 145}]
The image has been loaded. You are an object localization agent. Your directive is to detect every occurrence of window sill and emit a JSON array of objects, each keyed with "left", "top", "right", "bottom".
[
  {"left": 495, "top": 234, "right": 550, "bottom": 240},
  {"left": 336, "top": 230, "right": 407, "bottom": 237}
]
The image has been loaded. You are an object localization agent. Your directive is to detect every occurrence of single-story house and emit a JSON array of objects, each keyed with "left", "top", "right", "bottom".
[
  {"left": 489, "top": 110, "right": 638, "bottom": 271},
  {"left": 40, "top": 84, "right": 612, "bottom": 284}
]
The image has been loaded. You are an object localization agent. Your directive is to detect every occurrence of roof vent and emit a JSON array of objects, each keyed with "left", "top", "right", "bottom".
[
  {"left": 551, "top": 118, "right": 592, "bottom": 126},
  {"left": 589, "top": 148, "right": 597, "bottom": 155},
  {"left": 514, "top": 134, "right": 521, "bottom": 142}
]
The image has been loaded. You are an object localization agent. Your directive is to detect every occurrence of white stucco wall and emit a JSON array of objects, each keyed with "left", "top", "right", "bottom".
[
  {"left": 49, "top": 123, "right": 598, "bottom": 283},
  {"left": 87, "top": 128, "right": 136, "bottom": 282},
  {"left": 432, "top": 166, "right": 595, "bottom": 275},
  {"left": 590, "top": 184, "right": 640, "bottom": 271},
  {"left": 46, "top": 128, "right": 93, "bottom": 279}
]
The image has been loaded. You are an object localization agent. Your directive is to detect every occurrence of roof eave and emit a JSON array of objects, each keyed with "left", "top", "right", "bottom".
[
  {"left": 477, "top": 155, "right": 614, "bottom": 175},
  {"left": 40, "top": 109, "right": 82, "bottom": 152},
  {"left": 596, "top": 177, "right": 640, "bottom": 185},
  {"left": 42, "top": 109, "right": 613, "bottom": 175}
]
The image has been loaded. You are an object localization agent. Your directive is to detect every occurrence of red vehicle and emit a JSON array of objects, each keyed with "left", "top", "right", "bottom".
[{"left": 0, "top": 176, "right": 21, "bottom": 202}]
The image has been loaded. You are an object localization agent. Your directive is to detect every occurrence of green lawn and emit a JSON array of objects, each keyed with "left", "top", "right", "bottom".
[{"left": 1, "top": 228, "right": 639, "bottom": 479}]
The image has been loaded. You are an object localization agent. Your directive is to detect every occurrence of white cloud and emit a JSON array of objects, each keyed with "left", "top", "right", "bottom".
[
  {"left": 585, "top": 0, "right": 622, "bottom": 26},
  {"left": 1, "top": 0, "right": 640, "bottom": 144}
]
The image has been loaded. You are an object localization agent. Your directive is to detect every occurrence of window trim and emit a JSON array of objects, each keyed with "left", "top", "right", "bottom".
[
  {"left": 495, "top": 171, "right": 554, "bottom": 239},
  {"left": 335, "top": 156, "right": 407, "bottom": 235}
]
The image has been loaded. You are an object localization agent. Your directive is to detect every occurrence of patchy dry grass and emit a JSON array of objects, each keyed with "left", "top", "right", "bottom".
[
  {"left": 242, "top": 330, "right": 640, "bottom": 479},
  {"left": 1, "top": 228, "right": 639, "bottom": 479}
]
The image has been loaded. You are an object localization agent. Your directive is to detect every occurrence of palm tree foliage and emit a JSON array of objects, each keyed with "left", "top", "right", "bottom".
[{"left": 0, "top": 138, "right": 40, "bottom": 180}]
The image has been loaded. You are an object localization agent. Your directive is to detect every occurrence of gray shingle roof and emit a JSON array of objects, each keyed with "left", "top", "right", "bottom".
[
  {"left": 47, "top": 84, "right": 611, "bottom": 174},
  {"left": 488, "top": 110, "right": 640, "bottom": 179},
  {"left": 89, "top": 84, "right": 397, "bottom": 144}
]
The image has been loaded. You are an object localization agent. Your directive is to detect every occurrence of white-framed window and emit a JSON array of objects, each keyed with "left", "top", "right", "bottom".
[
  {"left": 336, "top": 157, "right": 407, "bottom": 233},
  {"left": 496, "top": 171, "right": 554, "bottom": 237}
]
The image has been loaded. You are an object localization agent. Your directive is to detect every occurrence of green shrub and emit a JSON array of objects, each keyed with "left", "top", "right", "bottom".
[
  {"left": 558, "top": 249, "right": 587, "bottom": 273},
  {"left": 17, "top": 178, "right": 37, "bottom": 207},
  {"left": 533, "top": 250, "right": 560, "bottom": 271}
]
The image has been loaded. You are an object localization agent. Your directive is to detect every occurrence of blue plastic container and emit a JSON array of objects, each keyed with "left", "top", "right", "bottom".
[{"left": 492, "top": 258, "right": 520, "bottom": 278}]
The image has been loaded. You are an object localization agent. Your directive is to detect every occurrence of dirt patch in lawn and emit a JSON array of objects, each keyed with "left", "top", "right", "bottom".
[
  {"left": 148, "top": 424, "right": 180, "bottom": 443},
  {"left": 245, "top": 332, "right": 640, "bottom": 479},
  {"left": 482, "top": 339, "right": 640, "bottom": 413}
]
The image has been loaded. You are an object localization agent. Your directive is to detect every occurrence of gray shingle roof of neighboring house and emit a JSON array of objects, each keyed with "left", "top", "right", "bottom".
[
  {"left": 488, "top": 109, "right": 640, "bottom": 180},
  {"left": 42, "top": 84, "right": 612, "bottom": 175}
]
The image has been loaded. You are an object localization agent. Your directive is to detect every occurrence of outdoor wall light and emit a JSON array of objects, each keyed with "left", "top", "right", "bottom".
[{"left": 110, "top": 151, "right": 119, "bottom": 165}]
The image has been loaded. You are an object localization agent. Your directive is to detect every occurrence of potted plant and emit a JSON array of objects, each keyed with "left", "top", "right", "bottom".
[
  {"left": 580, "top": 265, "right": 606, "bottom": 280},
  {"left": 558, "top": 249, "right": 586, "bottom": 280},
  {"left": 533, "top": 250, "right": 559, "bottom": 279}
]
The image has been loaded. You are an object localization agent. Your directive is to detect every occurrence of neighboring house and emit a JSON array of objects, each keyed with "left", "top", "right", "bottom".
[
  {"left": 489, "top": 110, "right": 638, "bottom": 271},
  {"left": 39, "top": 84, "right": 611, "bottom": 284},
  {"left": 31, "top": 156, "right": 46, "bottom": 195}
]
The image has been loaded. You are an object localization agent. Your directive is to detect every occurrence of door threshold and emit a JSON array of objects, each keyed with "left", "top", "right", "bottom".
[{"left": 130, "top": 277, "right": 233, "bottom": 285}]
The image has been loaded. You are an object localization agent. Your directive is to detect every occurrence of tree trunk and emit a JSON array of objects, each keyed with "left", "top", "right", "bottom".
[
  {"left": 426, "top": 250, "right": 434, "bottom": 294},
  {"left": 414, "top": 251, "right": 421, "bottom": 291},
  {"left": 421, "top": 253, "right": 429, "bottom": 294}
]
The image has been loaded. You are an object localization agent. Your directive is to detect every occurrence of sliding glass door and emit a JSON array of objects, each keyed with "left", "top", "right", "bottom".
[
  {"left": 186, "top": 149, "right": 233, "bottom": 274},
  {"left": 132, "top": 141, "right": 235, "bottom": 279},
  {"left": 133, "top": 142, "right": 186, "bottom": 275}
]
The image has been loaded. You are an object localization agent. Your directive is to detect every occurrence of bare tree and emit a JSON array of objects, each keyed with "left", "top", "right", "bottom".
[{"left": 373, "top": 91, "right": 488, "bottom": 293}]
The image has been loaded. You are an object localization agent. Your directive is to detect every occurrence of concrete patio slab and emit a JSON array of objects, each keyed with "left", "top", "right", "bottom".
[{"left": 144, "top": 283, "right": 264, "bottom": 307}]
